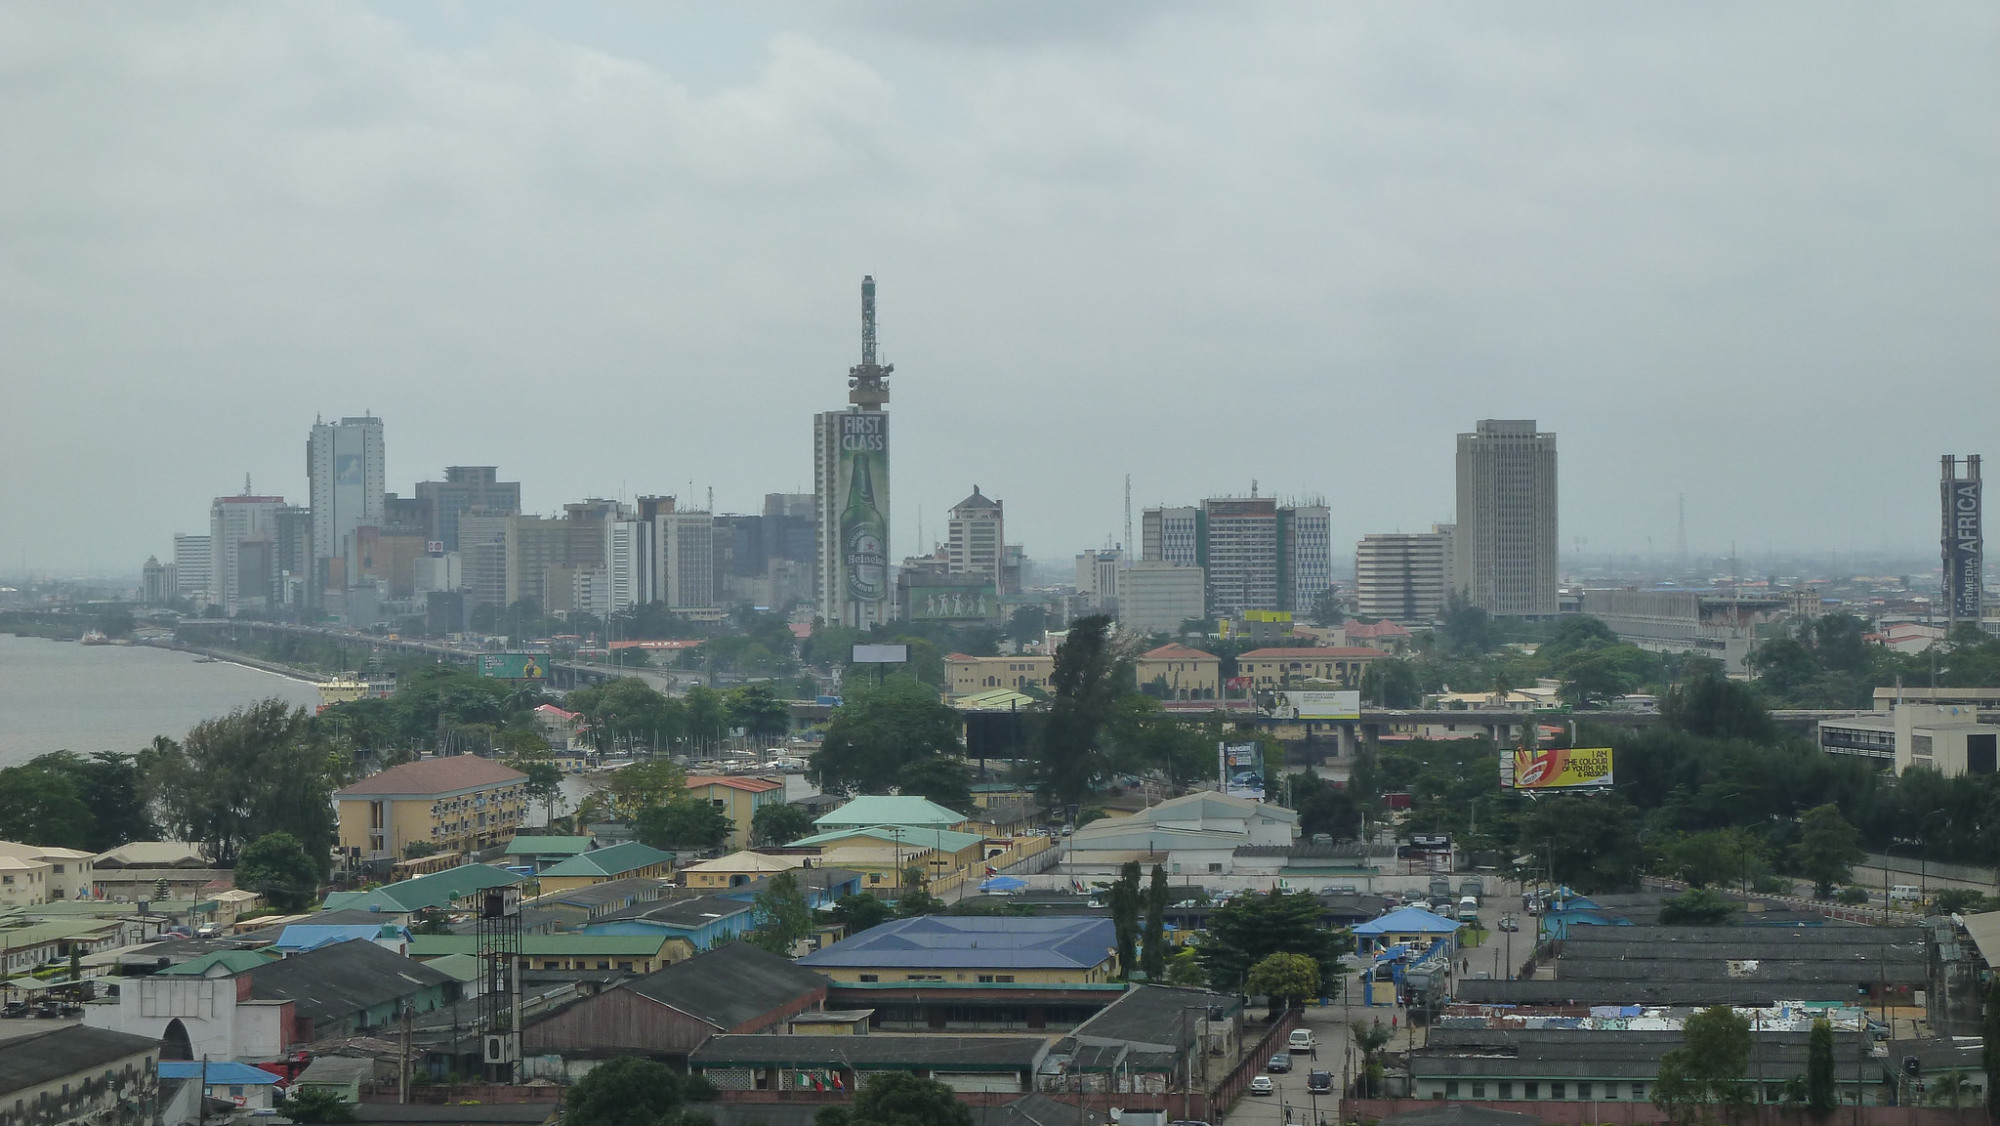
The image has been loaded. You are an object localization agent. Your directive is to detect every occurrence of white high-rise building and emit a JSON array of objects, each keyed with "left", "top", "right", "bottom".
[
  {"left": 173, "top": 534, "right": 213, "bottom": 602},
  {"left": 605, "top": 519, "right": 653, "bottom": 612},
  {"left": 1118, "top": 561, "right": 1206, "bottom": 633},
  {"left": 1454, "top": 419, "right": 1559, "bottom": 617},
  {"left": 1141, "top": 506, "right": 1199, "bottom": 567},
  {"left": 654, "top": 509, "right": 716, "bottom": 611},
  {"left": 307, "top": 415, "right": 386, "bottom": 597},
  {"left": 1074, "top": 548, "right": 1123, "bottom": 613},
  {"left": 1355, "top": 530, "right": 1450, "bottom": 625},
  {"left": 210, "top": 493, "right": 285, "bottom": 615},
  {"left": 945, "top": 486, "right": 1004, "bottom": 592},
  {"left": 1283, "top": 504, "right": 1332, "bottom": 613}
]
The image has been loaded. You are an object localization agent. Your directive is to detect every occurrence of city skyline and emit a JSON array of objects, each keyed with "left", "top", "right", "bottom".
[{"left": 1, "top": 4, "right": 1994, "bottom": 573}]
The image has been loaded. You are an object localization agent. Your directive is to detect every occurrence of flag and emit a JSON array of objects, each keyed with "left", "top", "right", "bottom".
[
  {"left": 984, "top": 865, "right": 997, "bottom": 877},
  {"left": 833, "top": 1073, "right": 846, "bottom": 1091},
  {"left": 797, "top": 1071, "right": 810, "bottom": 1089},
  {"left": 813, "top": 1074, "right": 826, "bottom": 1092}
]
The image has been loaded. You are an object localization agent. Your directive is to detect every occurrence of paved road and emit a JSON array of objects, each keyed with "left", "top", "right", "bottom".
[{"left": 1222, "top": 1000, "right": 1415, "bottom": 1126}]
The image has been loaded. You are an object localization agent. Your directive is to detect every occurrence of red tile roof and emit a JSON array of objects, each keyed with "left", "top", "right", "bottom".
[
  {"left": 334, "top": 756, "right": 526, "bottom": 798},
  {"left": 1140, "top": 644, "right": 1218, "bottom": 660},
  {"left": 1238, "top": 647, "right": 1385, "bottom": 660},
  {"left": 1343, "top": 620, "right": 1412, "bottom": 638},
  {"left": 685, "top": 775, "right": 785, "bottom": 794}
]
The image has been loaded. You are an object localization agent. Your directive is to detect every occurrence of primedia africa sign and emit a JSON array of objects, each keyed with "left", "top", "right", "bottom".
[{"left": 1943, "top": 470, "right": 1983, "bottom": 621}]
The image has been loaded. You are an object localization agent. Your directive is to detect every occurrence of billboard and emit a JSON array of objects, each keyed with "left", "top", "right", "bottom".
[
  {"left": 477, "top": 652, "right": 548, "bottom": 680},
  {"left": 1943, "top": 462, "right": 1983, "bottom": 621},
  {"left": 1509, "top": 746, "right": 1614, "bottom": 790},
  {"left": 851, "top": 644, "right": 909, "bottom": 664},
  {"left": 1220, "top": 740, "right": 1264, "bottom": 800},
  {"left": 1282, "top": 690, "right": 1360, "bottom": 720},
  {"left": 836, "top": 413, "right": 889, "bottom": 606},
  {"left": 910, "top": 583, "right": 999, "bottom": 621}
]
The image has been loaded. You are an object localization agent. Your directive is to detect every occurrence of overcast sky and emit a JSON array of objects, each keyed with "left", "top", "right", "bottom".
[{"left": 2, "top": 2, "right": 1993, "bottom": 577}]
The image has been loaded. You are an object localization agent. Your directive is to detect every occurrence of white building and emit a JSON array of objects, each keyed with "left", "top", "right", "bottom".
[
  {"left": 1455, "top": 419, "right": 1558, "bottom": 617},
  {"left": 210, "top": 493, "right": 286, "bottom": 615},
  {"left": 1284, "top": 504, "right": 1332, "bottom": 614},
  {"left": 1065, "top": 790, "right": 1299, "bottom": 877},
  {"left": 173, "top": 533, "right": 212, "bottom": 602},
  {"left": 1074, "top": 548, "right": 1123, "bottom": 614},
  {"left": 1355, "top": 530, "right": 1451, "bottom": 625},
  {"left": 606, "top": 518, "right": 653, "bottom": 612},
  {"left": 946, "top": 486, "right": 1005, "bottom": 592},
  {"left": 307, "top": 415, "right": 386, "bottom": 596},
  {"left": 655, "top": 509, "right": 717, "bottom": 611},
  {"left": 0, "top": 841, "right": 94, "bottom": 901},
  {"left": 1142, "top": 506, "right": 1200, "bottom": 567},
  {"left": 1818, "top": 704, "right": 2000, "bottom": 777},
  {"left": 1118, "top": 561, "right": 1207, "bottom": 633}
]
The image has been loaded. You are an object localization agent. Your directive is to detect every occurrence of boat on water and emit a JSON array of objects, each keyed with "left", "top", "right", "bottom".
[
  {"left": 80, "top": 630, "right": 110, "bottom": 645},
  {"left": 317, "top": 675, "right": 371, "bottom": 709}
]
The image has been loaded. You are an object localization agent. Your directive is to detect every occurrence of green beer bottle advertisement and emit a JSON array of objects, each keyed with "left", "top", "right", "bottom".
[{"left": 842, "top": 453, "right": 887, "bottom": 601}]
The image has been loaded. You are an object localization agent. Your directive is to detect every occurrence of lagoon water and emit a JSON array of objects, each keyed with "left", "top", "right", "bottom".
[{"left": 0, "top": 632, "right": 321, "bottom": 768}]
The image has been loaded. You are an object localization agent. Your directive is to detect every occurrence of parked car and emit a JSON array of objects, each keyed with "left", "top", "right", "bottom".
[
  {"left": 1307, "top": 1071, "right": 1334, "bottom": 1094},
  {"left": 1249, "top": 1077, "right": 1275, "bottom": 1097},
  {"left": 1288, "top": 1028, "right": 1317, "bottom": 1054},
  {"left": 0, "top": 1002, "right": 27, "bottom": 1019},
  {"left": 1268, "top": 1054, "right": 1292, "bottom": 1073},
  {"left": 1498, "top": 916, "right": 1519, "bottom": 932}
]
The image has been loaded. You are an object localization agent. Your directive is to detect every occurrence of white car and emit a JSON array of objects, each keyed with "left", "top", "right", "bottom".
[{"left": 1249, "top": 1076, "right": 1275, "bottom": 1097}]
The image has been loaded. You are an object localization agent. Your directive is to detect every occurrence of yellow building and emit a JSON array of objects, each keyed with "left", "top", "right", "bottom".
[
  {"left": 680, "top": 851, "right": 811, "bottom": 890},
  {"left": 797, "top": 915, "right": 1119, "bottom": 984},
  {"left": 1236, "top": 646, "right": 1385, "bottom": 690},
  {"left": 1133, "top": 644, "right": 1222, "bottom": 702},
  {"left": 0, "top": 841, "right": 94, "bottom": 901},
  {"left": 335, "top": 756, "right": 530, "bottom": 864},
  {"left": 535, "top": 841, "right": 676, "bottom": 895},
  {"left": 946, "top": 654, "right": 1054, "bottom": 696},
  {"left": 0, "top": 854, "right": 52, "bottom": 908},
  {"left": 787, "top": 827, "right": 991, "bottom": 893},
  {"left": 683, "top": 775, "right": 787, "bottom": 849}
]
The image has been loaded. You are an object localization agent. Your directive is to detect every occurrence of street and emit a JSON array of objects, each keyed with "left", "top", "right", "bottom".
[{"left": 1220, "top": 998, "right": 1411, "bottom": 1126}]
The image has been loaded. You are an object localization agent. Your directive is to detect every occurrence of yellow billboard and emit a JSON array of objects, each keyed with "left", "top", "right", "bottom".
[{"left": 1510, "top": 746, "right": 1614, "bottom": 790}]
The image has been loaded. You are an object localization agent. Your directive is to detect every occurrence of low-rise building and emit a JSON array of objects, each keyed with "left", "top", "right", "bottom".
[
  {"left": 683, "top": 776, "right": 787, "bottom": 849},
  {"left": 0, "top": 1026, "right": 161, "bottom": 1126},
  {"left": 409, "top": 932, "right": 688, "bottom": 975},
  {"left": 1236, "top": 646, "right": 1384, "bottom": 690},
  {"left": 333, "top": 756, "right": 531, "bottom": 865},
  {"left": 813, "top": 796, "right": 967, "bottom": 835},
  {"left": 1133, "top": 644, "right": 1222, "bottom": 702},
  {"left": 1818, "top": 704, "right": 2000, "bottom": 776},
  {"left": 576, "top": 895, "right": 761, "bottom": 953},
  {"left": 680, "top": 851, "right": 812, "bottom": 890},
  {"left": 691, "top": 1034, "right": 1050, "bottom": 1095},
  {"left": 798, "top": 915, "right": 1119, "bottom": 985},
  {"left": 502, "top": 835, "right": 596, "bottom": 873},
  {"left": 0, "top": 853, "right": 52, "bottom": 908},
  {"left": 536, "top": 841, "right": 676, "bottom": 894},
  {"left": 787, "top": 826, "right": 989, "bottom": 892},
  {"left": 1351, "top": 906, "right": 1463, "bottom": 956},
  {"left": 159, "top": 1060, "right": 284, "bottom": 1110},
  {"left": 0, "top": 842, "right": 94, "bottom": 902},
  {"left": 1064, "top": 790, "right": 1299, "bottom": 877},
  {"left": 947, "top": 654, "right": 1054, "bottom": 696},
  {"left": 321, "top": 863, "right": 524, "bottom": 915}
]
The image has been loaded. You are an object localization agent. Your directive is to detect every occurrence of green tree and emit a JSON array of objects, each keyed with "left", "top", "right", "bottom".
[
  {"left": 1163, "top": 947, "right": 1207, "bottom": 987},
  {"left": 728, "top": 685, "right": 793, "bottom": 743},
  {"left": 1792, "top": 803, "right": 1865, "bottom": 899},
  {"left": 508, "top": 756, "right": 567, "bottom": 824},
  {"left": 1658, "top": 888, "right": 1738, "bottom": 926},
  {"left": 1659, "top": 828, "right": 1769, "bottom": 890},
  {"left": 752, "top": 802, "right": 816, "bottom": 847},
  {"left": 1142, "top": 864, "right": 1170, "bottom": 980},
  {"left": 830, "top": 893, "right": 894, "bottom": 936},
  {"left": 278, "top": 1084, "right": 356, "bottom": 1124},
  {"left": 1662, "top": 671, "right": 1776, "bottom": 742},
  {"left": 0, "top": 766, "right": 93, "bottom": 849},
  {"left": 1654, "top": 1005, "right": 1752, "bottom": 1125},
  {"left": 143, "top": 699, "right": 340, "bottom": 870},
  {"left": 816, "top": 1071, "right": 972, "bottom": 1126},
  {"left": 635, "top": 798, "right": 734, "bottom": 850},
  {"left": 682, "top": 685, "right": 730, "bottom": 751},
  {"left": 1030, "top": 614, "right": 1128, "bottom": 812},
  {"left": 1288, "top": 770, "right": 1363, "bottom": 843},
  {"left": 235, "top": 831, "right": 320, "bottom": 911},
  {"left": 812, "top": 677, "right": 962, "bottom": 792},
  {"left": 1806, "top": 1017, "right": 1837, "bottom": 1119},
  {"left": 1517, "top": 793, "right": 1647, "bottom": 894},
  {"left": 1006, "top": 605, "right": 1050, "bottom": 647},
  {"left": 1437, "top": 590, "right": 1493, "bottom": 655},
  {"left": 1353, "top": 1021, "right": 1394, "bottom": 1097},
  {"left": 1360, "top": 658, "right": 1422, "bottom": 708},
  {"left": 564, "top": 1056, "right": 702, "bottom": 1126},
  {"left": 1108, "top": 861, "right": 1142, "bottom": 979},
  {"left": 748, "top": 871, "right": 814, "bottom": 955},
  {"left": 595, "top": 760, "right": 688, "bottom": 822},
  {"left": 1935, "top": 888, "right": 1992, "bottom": 915},
  {"left": 897, "top": 755, "right": 973, "bottom": 813},
  {"left": 1245, "top": 951, "right": 1320, "bottom": 1013},
  {"left": 27, "top": 751, "right": 153, "bottom": 851},
  {"left": 895, "top": 868, "right": 945, "bottom": 917},
  {"left": 1197, "top": 889, "right": 1352, "bottom": 998}
]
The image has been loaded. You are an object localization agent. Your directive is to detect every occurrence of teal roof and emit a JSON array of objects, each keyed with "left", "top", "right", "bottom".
[
  {"left": 539, "top": 841, "right": 674, "bottom": 879},
  {"left": 814, "top": 796, "right": 965, "bottom": 829},
  {"left": 157, "top": 950, "right": 279, "bottom": 976},
  {"left": 789, "top": 826, "right": 986, "bottom": 853},
  {"left": 1352, "top": 906, "right": 1462, "bottom": 936},
  {"left": 322, "top": 863, "right": 523, "bottom": 913},
  {"left": 504, "top": 835, "right": 594, "bottom": 857}
]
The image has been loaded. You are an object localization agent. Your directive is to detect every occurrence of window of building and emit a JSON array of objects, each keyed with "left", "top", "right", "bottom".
[
  {"left": 1632, "top": 1084, "right": 1646, "bottom": 1101},
  {"left": 1445, "top": 1082, "right": 1459, "bottom": 1098},
  {"left": 1470, "top": 1083, "right": 1485, "bottom": 1099},
  {"left": 1604, "top": 1083, "right": 1618, "bottom": 1099},
  {"left": 1524, "top": 1083, "right": 1538, "bottom": 1099},
  {"left": 995, "top": 974, "right": 1014, "bottom": 982},
  {"left": 1498, "top": 1082, "right": 1512, "bottom": 1099},
  {"left": 859, "top": 974, "right": 879, "bottom": 983},
  {"left": 618, "top": 961, "right": 634, "bottom": 971},
  {"left": 1577, "top": 1083, "right": 1591, "bottom": 1100},
  {"left": 1551, "top": 1083, "right": 1566, "bottom": 1100}
]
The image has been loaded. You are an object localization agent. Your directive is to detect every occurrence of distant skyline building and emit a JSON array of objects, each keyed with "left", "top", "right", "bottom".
[
  {"left": 1140, "top": 495, "right": 1331, "bottom": 618},
  {"left": 1074, "top": 548, "right": 1123, "bottom": 614},
  {"left": 813, "top": 276, "right": 895, "bottom": 629},
  {"left": 1454, "top": 418, "right": 1559, "bottom": 617},
  {"left": 140, "top": 555, "right": 170, "bottom": 604},
  {"left": 171, "top": 533, "right": 211, "bottom": 601},
  {"left": 307, "top": 415, "right": 385, "bottom": 599},
  {"left": 1118, "top": 561, "right": 1206, "bottom": 633},
  {"left": 1354, "top": 530, "right": 1451, "bottom": 625},
  {"left": 654, "top": 502, "right": 718, "bottom": 611},
  {"left": 1942, "top": 455, "right": 1984, "bottom": 628},
  {"left": 414, "top": 466, "right": 522, "bottom": 552},
  {"left": 210, "top": 491, "right": 285, "bottom": 615},
  {"left": 946, "top": 486, "right": 1004, "bottom": 593}
]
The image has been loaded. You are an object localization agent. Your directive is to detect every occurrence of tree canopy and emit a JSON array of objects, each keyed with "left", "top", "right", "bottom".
[
  {"left": 236, "top": 831, "right": 320, "bottom": 911},
  {"left": 563, "top": 1056, "right": 706, "bottom": 1126},
  {"left": 143, "top": 699, "right": 341, "bottom": 870},
  {"left": 812, "top": 676, "right": 962, "bottom": 793},
  {"left": 1196, "top": 889, "right": 1351, "bottom": 997}
]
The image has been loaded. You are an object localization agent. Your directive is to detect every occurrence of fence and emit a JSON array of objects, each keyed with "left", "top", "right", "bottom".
[{"left": 1348, "top": 1098, "right": 1986, "bottom": 1126}]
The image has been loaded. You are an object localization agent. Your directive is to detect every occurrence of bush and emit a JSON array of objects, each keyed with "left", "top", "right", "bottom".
[{"left": 1835, "top": 886, "right": 1870, "bottom": 906}]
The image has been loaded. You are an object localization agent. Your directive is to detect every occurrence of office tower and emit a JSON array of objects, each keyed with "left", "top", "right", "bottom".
[
  {"left": 1942, "top": 455, "right": 1984, "bottom": 627},
  {"left": 273, "top": 505, "right": 314, "bottom": 608},
  {"left": 141, "top": 556, "right": 171, "bottom": 604},
  {"left": 497, "top": 500, "right": 615, "bottom": 609},
  {"left": 415, "top": 466, "right": 522, "bottom": 552},
  {"left": 946, "top": 486, "right": 1004, "bottom": 592},
  {"left": 307, "top": 415, "right": 386, "bottom": 597},
  {"left": 172, "top": 534, "right": 212, "bottom": 601},
  {"left": 1201, "top": 498, "right": 1279, "bottom": 618},
  {"left": 1074, "top": 548, "right": 1124, "bottom": 614},
  {"left": 210, "top": 492, "right": 285, "bottom": 615},
  {"left": 1118, "top": 561, "right": 1207, "bottom": 633},
  {"left": 458, "top": 512, "right": 511, "bottom": 610},
  {"left": 654, "top": 503, "right": 717, "bottom": 610},
  {"left": 1454, "top": 419, "right": 1559, "bottom": 617},
  {"left": 1282, "top": 503, "right": 1332, "bottom": 613},
  {"left": 1355, "top": 530, "right": 1450, "bottom": 625},
  {"left": 813, "top": 276, "right": 895, "bottom": 629},
  {"left": 1140, "top": 497, "right": 1331, "bottom": 618},
  {"left": 605, "top": 518, "right": 653, "bottom": 612},
  {"left": 1142, "top": 506, "right": 1199, "bottom": 567}
]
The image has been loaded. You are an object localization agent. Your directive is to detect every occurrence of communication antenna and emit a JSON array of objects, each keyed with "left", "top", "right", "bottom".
[
  {"left": 1124, "top": 474, "right": 1132, "bottom": 556},
  {"left": 1676, "top": 493, "right": 1688, "bottom": 573},
  {"left": 707, "top": 486, "right": 713, "bottom": 514}
]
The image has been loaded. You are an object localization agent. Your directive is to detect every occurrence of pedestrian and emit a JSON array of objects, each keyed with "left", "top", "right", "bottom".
[{"left": 1391, "top": 1014, "right": 1398, "bottom": 1032}]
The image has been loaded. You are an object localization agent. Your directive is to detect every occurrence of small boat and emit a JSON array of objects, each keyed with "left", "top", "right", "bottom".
[{"left": 80, "top": 631, "right": 110, "bottom": 646}]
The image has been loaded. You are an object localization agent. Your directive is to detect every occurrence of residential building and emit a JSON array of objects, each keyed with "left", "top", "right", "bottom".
[
  {"left": 413, "top": 465, "right": 521, "bottom": 552},
  {"left": 798, "top": 915, "right": 1119, "bottom": 984},
  {"left": 1454, "top": 419, "right": 1559, "bottom": 616},
  {"left": 1236, "top": 646, "right": 1384, "bottom": 689},
  {"left": 0, "top": 853, "right": 51, "bottom": 907},
  {"left": 172, "top": 533, "right": 212, "bottom": 602},
  {"left": 0, "top": 841, "right": 94, "bottom": 900},
  {"left": 680, "top": 851, "right": 814, "bottom": 890},
  {"left": 308, "top": 415, "right": 387, "bottom": 599},
  {"left": 1065, "top": 790, "right": 1299, "bottom": 877},
  {"left": 1818, "top": 704, "right": 2000, "bottom": 776},
  {"left": 1355, "top": 530, "right": 1451, "bottom": 625},
  {"left": 683, "top": 776, "right": 787, "bottom": 849},
  {"left": 1141, "top": 497, "right": 1331, "bottom": 618},
  {"left": 812, "top": 796, "right": 967, "bottom": 835},
  {"left": 0, "top": 1027, "right": 161, "bottom": 1126},
  {"left": 1133, "top": 644, "right": 1221, "bottom": 702},
  {"left": 320, "top": 864, "right": 524, "bottom": 914},
  {"left": 524, "top": 941, "right": 829, "bottom": 1066},
  {"left": 786, "top": 826, "right": 988, "bottom": 892},
  {"left": 536, "top": 841, "right": 676, "bottom": 895},
  {"left": 210, "top": 492, "right": 285, "bottom": 614},
  {"left": 333, "top": 757, "right": 531, "bottom": 864},
  {"left": 409, "top": 931, "right": 688, "bottom": 975},
  {"left": 692, "top": 1035, "right": 1050, "bottom": 1094},
  {"left": 1117, "top": 561, "right": 1206, "bottom": 632},
  {"left": 946, "top": 487, "right": 1005, "bottom": 591},
  {"left": 946, "top": 654, "right": 1054, "bottom": 696},
  {"left": 141, "top": 555, "right": 171, "bottom": 604}
]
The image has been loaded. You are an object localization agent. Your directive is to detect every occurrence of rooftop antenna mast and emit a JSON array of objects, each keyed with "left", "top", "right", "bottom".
[
  {"left": 1676, "top": 493, "right": 1688, "bottom": 574},
  {"left": 1124, "top": 474, "right": 1132, "bottom": 555},
  {"left": 847, "top": 275, "right": 892, "bottom": 409}
]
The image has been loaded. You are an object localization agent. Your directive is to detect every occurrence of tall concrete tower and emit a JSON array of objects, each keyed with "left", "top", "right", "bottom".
[
  {"left": 307, "top": 415, "right": 386, "bottom": 602},
  {"left": 1943, "top": 455, "right": 1984, "bottom": 628},
  {"left": 814, "top": 277, "right": 895, "bottom": 629},
  {"left": 1454, "top": 419, "right": 1559, "bottom": 617}
]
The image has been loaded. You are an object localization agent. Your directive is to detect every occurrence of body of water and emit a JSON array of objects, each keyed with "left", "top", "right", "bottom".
[{"left": 0, "top": 632, "right": 322, "bottom": 768}]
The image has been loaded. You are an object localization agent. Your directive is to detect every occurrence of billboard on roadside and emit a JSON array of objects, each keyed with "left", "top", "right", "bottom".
[
  {"left": 851, "top": 644, "right": 909, "bottom": 664},
  {"left": 1509, "top": 746, "right": 1614, "bottom": 790},
  {"left": 1282, "top": 690, "right": 1361, "bottom": 720},
  {"left": 1220, "top": 741, "right": 1264, "bottom": 800},
  {"left": 477, "top": 652, "right": 548, "bottom": 680}
]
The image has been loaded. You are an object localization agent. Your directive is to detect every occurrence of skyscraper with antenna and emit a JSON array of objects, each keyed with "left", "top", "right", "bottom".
[{"left": 813, "top": 277, "right": 896, "bottom": 628}]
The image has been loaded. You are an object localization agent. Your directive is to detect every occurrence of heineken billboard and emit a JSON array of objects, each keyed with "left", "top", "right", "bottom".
[
  {"left": 909, "top": 582, "right": 999, "bottom": 621},
  {"left": 837, "top": 412, "right": 889, "bottom": 606}
]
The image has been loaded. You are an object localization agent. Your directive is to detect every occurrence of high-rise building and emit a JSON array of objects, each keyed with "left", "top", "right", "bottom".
[
  {"left": 1454, "top": 419, "right": 1559, "bottom": 617},
  {"left": 813, "top": 276, "right": 895, "bottom": 629},
  {"left": 273, "top": 505, "right": 314, "bottom": 608},
  {"left": 141, "top": 556, "right": 171, "bottom": 605},
  {"left": 654, "top": 505, "right": 717, "bottom": 611},
  {"left": 458, "top": 512, "right": 511, "bottom": 610},
  {"left": 500, "top": 501, "right": 615, "bottom": 609},
  {"left": 605, "top": 518, "right": 653, "bottom": 612},
  {"left": 1074, "top": 548, "right": 1123, "bottom": 614},
  {"left": 1355, "top": 530, "right": 1450, "bottom": 625},
  {"left": 210, "top": 492, "right": 285, "bottom": 615},
  {"left": 172, "top": 534, "right": 212, "bottom": 602},
  {"left": 1942, "top": 455, "right": 1984, "bottom": 628},
  {"left": 1141, "top": 497, "right": 1331, "bottom": 619},
  {"left": 415, "top": 466, "right": 522, "bottom": 552},
  {"left": 307, "top": 415, "right": 386, "bottom": 598},
  {"left": 1118, "top": 561, "right": 1206, "bottom": 633},
  {"left": 946, "top": 487, "right": 1004, "bottom": 592}
]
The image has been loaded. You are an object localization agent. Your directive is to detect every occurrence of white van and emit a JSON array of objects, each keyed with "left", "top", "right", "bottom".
[
  {"left": 1458, "top": 895, "right": 1480, "bottom": 923},
  {"left": 1889, "top": 885, "right": 1922, "bottom": 905},
  {"left": 1288, "top": 1028, "right": 1317, "bottom": 1054}
]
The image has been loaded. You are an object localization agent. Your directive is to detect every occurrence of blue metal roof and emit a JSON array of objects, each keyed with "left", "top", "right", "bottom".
[
  {"left": 1351, "top": 906, "right": 1463, "bottom": 935},
  {"left": 159, "top": 1061, "right": 280, "bottom": 1085},
  {"left": 273, "top": 924, "right": 402, "bottom": 952},
  {"left": 797, "top": 915, "right": 1117, "bottom": 970}
]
